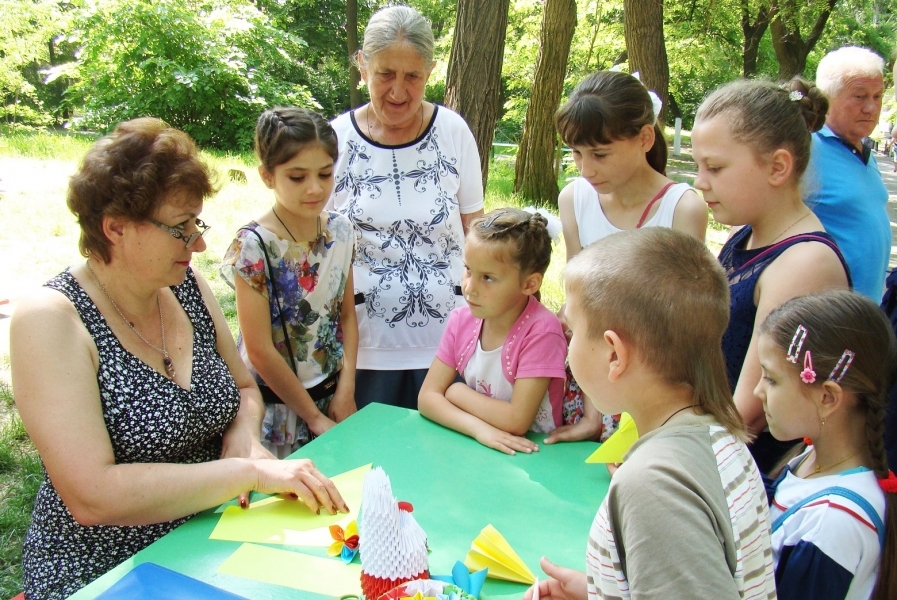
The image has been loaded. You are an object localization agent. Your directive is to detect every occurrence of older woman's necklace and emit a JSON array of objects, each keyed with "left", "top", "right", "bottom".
[
  {"left": 85, "top": 260, "right": 176, "bottom": 379},
  {"left": 366, "top": 104, "right": 424, "bottom": 144}
]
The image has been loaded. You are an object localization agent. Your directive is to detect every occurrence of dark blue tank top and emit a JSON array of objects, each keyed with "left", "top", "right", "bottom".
[
  {"left": 719, "top": 226, "right": 851, "bottom": 389},
  {"left": 719, "top": 227, "right": 851, "bottom": 475}
]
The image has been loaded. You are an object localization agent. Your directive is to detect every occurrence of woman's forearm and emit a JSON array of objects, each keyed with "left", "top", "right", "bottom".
[{"left": 67, "top": 458, "right": 260, "bottom": 527}]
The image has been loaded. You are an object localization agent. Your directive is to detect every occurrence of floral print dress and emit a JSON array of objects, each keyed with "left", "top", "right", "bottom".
[{"left": 221, "top": 211, "right": 354, "bottom": 457}]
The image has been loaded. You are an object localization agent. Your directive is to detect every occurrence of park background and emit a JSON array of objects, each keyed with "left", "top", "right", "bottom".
[{"left": 2, "top": 0, "right": 897, "bottom": 596}]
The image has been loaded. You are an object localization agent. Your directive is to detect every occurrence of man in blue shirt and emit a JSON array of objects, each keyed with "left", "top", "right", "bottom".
[{"left": 805, "top": 46, "right": 890, "bottom": 300}]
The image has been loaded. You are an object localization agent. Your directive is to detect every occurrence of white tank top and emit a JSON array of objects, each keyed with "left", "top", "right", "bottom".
[{"left": 572, "top": 177, "right": 694, "bottom": 248}]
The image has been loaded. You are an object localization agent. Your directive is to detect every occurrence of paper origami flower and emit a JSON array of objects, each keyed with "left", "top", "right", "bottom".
[
  {"left": 327, "top": 520, "right": 359, "bottom": 564},
  {"left": 378, "top": 579, "right": 472, "bottom": 600},
  {"left": 433, "top": 561, "right": 487, "bottom": 598}
]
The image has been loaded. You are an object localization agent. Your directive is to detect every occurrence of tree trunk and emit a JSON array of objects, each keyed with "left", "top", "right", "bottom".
[
  {"left": 347, "top": 0, "right": 362, "bottom": 108},
  {"left": 444, "top": 0, "right": 510, "bottom": 188},
  {"left": 770, "top": 0, "right": 838, "bottom": 79},
  {"left": 513, "top": 0, "right": 577, "bottom": 207},
  {"left": 624, "top": 0, "right": 670, "bottom": 123},
  {"left": 741, "top": 0, "right": 770, "bottom": 78}
]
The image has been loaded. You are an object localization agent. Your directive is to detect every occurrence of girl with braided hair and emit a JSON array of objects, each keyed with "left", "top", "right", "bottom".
[
  {"left": 756, "top": 290, "right": 897, "bottom": 600},
  {"left": 222, "top": 107, "right": 358, "bottom": 457},
  {"left": 419, "top": 208, "right": 568, "bottom": 454}
]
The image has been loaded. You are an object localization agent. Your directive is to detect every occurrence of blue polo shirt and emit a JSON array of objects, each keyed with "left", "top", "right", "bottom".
[{"left": 804, "top": 126, "right": 891, "bottom": 299}]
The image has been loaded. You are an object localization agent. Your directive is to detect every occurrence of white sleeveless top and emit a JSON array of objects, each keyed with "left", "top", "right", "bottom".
[{"left": 572, "top": 178, "right": 694, "bottom": 247}]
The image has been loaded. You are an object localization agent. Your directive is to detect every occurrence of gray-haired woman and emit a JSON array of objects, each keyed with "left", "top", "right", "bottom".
[{"left": 328, "top": 5, "right": 484, "bottom": 410}]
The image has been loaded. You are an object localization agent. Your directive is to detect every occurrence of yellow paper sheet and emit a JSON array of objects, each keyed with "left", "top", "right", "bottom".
[
  {"left": 464, "top": 524, "right": 535, "bottom": 584},
  {"left": 209, "top": 463, "right": 370, "bottom": 544},
  {"left": 218, "top": 543, "right": 362, "bottom": 595},
  {"left": 585, "top": 413, "right": 638, "bottom": 464}
]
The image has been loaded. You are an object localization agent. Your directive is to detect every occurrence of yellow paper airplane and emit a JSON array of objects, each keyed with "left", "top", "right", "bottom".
[
  {"left": 586, "top": 413, "right": 638, "bottom": 464},
  {"left": 464, "top": 524, "right": 535, "bottom": 584}
]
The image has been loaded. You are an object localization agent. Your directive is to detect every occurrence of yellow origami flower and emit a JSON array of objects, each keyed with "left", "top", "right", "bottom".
[{"left": 327, "top": 520, "right": 359, "bottom": 564}]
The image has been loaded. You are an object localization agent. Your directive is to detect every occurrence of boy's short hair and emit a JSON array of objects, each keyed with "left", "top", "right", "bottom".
[{"left": 565, "top": 228, "right": 746, "bottom": 438}]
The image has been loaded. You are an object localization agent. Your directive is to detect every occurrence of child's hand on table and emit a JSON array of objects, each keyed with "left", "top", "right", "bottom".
[
  {"left": 473, "top": 421, "right": 539, "bottom": 455},
  {"left": 328, "top": 388, "right": 357, "bottom": 422},
  {"left": 220, "top": 417, "right": 276, "bottom": 508},
  {"left": 543, "top": 403, "right": 602, "bottom": 444},
  {"left": 308, "top": 413, "right": 337, "bottom": 437},
  {"left": 524, "top": 557, "right": 588, "bottom": 600}
]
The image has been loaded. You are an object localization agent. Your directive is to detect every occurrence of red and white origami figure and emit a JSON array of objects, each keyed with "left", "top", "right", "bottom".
[{"left": 358, "top": 467, "right": 429, "bottom": 599}]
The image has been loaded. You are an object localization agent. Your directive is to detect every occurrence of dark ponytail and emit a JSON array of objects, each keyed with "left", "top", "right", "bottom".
[{"left": 556, "top": 71, "right": 666, "bottom": 175}]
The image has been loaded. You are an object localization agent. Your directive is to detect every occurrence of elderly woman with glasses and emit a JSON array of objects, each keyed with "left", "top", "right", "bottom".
[{"left": 10, "top": 118, "right": 348, "bottom": 600}]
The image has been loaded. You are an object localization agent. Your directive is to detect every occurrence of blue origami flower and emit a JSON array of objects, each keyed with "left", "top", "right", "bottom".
[{"left": 432, "top": 561, "right": 487, "bottom": 598}]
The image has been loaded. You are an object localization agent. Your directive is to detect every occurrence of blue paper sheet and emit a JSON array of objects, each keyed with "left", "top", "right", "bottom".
[{"left": 95, "top": 562, "right": 246, "bottom": 599}]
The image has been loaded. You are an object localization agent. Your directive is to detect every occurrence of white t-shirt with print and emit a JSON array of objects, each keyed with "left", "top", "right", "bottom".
[
  {"left": 463, "top": 341, "right": 556, "bottom": 434},
  {"left": 329, "top": 105, "right": 484, "bottom": 370}
]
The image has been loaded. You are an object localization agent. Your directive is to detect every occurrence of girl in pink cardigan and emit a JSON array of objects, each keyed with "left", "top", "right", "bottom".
[{"left": 419, "top": 208, "right": 568, "bottom": 455}]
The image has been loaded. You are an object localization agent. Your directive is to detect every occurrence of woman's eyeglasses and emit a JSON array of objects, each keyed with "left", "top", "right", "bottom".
[{"left": 150, "top": 218, "right": 210, "bottom": 248}]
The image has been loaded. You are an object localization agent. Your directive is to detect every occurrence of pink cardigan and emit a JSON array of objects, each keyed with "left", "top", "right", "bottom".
[{"left": 435, "top": 296, "right": 568, "bottom": 428}]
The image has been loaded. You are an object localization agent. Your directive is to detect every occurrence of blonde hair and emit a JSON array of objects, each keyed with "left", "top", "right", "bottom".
[
  {"left": 565, "top": 228, "right": 746, "bottom": 440},
  {"left": 694, "top": 77, "right": 828, "bottom": 180}
]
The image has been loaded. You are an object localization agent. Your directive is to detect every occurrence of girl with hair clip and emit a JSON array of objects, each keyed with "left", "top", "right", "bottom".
[
  {"left": 419, "top": 208, "right": 568, "bottom": 455},
  {"left": 547, "top": 70, "right": 708, "bottom": 445},
  {"left": 222, "top": 107, "right": 358, "bottom": 458},
  {"left": 691, "top": 78, "right": 852, "bottom": 475},
  {"left": 756, "top": 290, "right": 897, "bottom": 600}
]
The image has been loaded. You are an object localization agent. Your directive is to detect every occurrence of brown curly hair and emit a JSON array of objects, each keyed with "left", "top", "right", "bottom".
[{"left": 67, "top": 117, "right": 216, "bottom": 263}]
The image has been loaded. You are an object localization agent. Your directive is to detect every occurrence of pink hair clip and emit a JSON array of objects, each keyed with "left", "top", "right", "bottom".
[
  {"left": 800, "top": 351, "right": 816, "bottom": 384},
  {"left": 786, "top": 325, "right": 809, "bottom": 364},
  {"left": 828, "top": 349, "right": 855, "bottom": 383}
]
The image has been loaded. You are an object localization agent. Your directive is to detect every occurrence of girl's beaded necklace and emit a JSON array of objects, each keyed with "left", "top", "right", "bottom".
[{"left": 86, "top": 260, "right": 176, "bottom": 379}]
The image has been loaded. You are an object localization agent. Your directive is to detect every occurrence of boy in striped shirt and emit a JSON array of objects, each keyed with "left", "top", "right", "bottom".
[{"left": 526, "top": 228, "right": 777, "bottom": 600}]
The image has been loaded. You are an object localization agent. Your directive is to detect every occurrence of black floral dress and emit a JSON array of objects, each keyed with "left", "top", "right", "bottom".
[{"left": 22, "top": 268, "right": 241, "bottom": 600}]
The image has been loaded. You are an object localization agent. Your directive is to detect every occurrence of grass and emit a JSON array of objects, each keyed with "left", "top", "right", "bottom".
[{"left": 0, "top": 379, "right": 42, "bottom": 598}]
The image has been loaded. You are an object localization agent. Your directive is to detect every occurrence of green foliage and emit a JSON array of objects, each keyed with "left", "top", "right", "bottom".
[
  {"left": 68, "top": 0, "right": 318, "bottom": 149},
  {"left": 0, "top": 0, "right": 76, "bottom": 126}
]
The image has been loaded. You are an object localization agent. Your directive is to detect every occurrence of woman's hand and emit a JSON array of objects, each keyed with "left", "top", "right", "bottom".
[
  {"left": 523, "top": 558, "right": 588, "bottom": 600},
  {"left": 254, "top": 458, "right": 349, "bottom": 515}
]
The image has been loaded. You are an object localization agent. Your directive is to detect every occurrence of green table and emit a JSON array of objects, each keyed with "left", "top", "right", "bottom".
[{"left": 70, "top": 404, "right": 609, "bottom": 599}]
